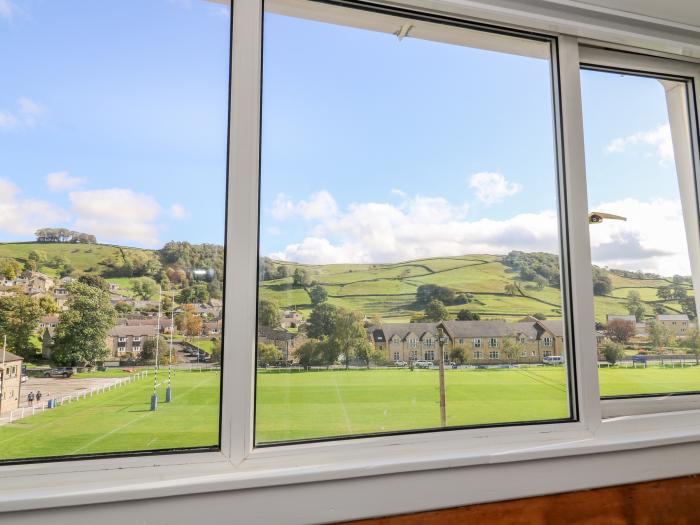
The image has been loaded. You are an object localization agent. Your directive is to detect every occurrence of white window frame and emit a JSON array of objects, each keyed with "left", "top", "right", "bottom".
[
  {"left": 4, "top": 1, "right": 700, "bottom": 523},
  {"left": 473, "top": 337, "right": 481, "bottom": 348}
]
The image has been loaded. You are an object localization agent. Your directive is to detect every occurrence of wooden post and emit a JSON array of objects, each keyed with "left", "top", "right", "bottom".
[{"left": 437, "top": 326, "right": 447, "bottom": 428}]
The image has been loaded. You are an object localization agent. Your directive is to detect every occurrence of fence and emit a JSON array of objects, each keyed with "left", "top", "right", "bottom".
[{"left": 0, "top": 370, "right": 150, "bottom": 425}]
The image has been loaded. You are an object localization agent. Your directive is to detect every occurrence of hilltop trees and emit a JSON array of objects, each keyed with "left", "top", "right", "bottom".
[
  {"left": 592, "top": 268, "right": 613, "bottom": 296},
  {"left": 35, "top": 228, "right": 97, "bottom": 244},
  {"left": 503, "top": 251, "right": 560, "bottom": 288},
  {"left": 0, "top": 295, "right": 43, "bottom": 358},
  {"left": 51, "top": 282, "right": 116, "bottom": 366}
]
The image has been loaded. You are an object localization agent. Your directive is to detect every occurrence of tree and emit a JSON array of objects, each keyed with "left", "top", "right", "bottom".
[
  {"left": 625, "top": 291, "right": 646, "bottom": 321},
  {"left": 680, "top": 297, "right": 698, "bottom": 320},
  {"left": 210, "top": 338, "right": 222, "bottom": 363},
  {"left": 602, "top": 342, "right": 626, "bottom": 365},
  {"left": 423, "top": 300, "right": 450, "bottom": 322},
  {"left": 294, "top": 340, "right": 325, "bottom": 367},
  {"left": 682, "top": 328, "right": 700, "bottom": 364},
  {"left": 175, "top": 304, "right": 203, "bottom": 339},
  {"left": 456, "top": 309, "right": 480, "bottom": 321},
  {"left": 504, "top": 282, "right": 519, "bottom": 296},
  {"left": 258, "top": 299, "right": 281, "bottom": 328},
  {"left": 51, "top": 282, "right": 116, "bottom": 366},
  {"left": 292, "top": 268, "right": 311, "bottom": 287},
  {"left": 533, "top": 275, "right": 547, "bottom": 290},
  {"left": 309, "top": 284, "right": 328, "bottom": 306},
  {"left": 354, "top": 337, "right": 379, "bottom": 368},
  {"left": 329, "top": 308, "right": 368, "bottom": 369},
  {"left": 177, "top": 283, "right": 210, "bottom": 304},
  {"left": 449, "top": 347, "right": 466, "bottom": 364},
  {"left": 416, "top": 284, "right": 456, "bottom": 305},
  {"left": 114, "top": 301, "right": 133, "bottom": 314},
  {"left": 648, "top": 320, "right": 672, "bottom": 364},
  {"left": 0, "top": 295, "right": 43, "bottom": 358},
  {"left": 502, "top": 338, "right": 523, "bottom": 365},
  {"left": 657, "top": 285, "right": 673, "bottom": 301},
  {"left": 306, "top": 303, "right": 339, "bottom": 340},
  {"left": 78, "top": 274, "right": 110, "bottom": 291},
  {"left": 531, "top": 312, "right": 547, "bottom": 320},
  {"left": 131, "top": 277, "right": 158, "bottom": 301},
  {"left": 37, "top": 295, "right": 59, "bottom": 315},
  {"left": 592, "top": 271, "right": 613, "bottom": 296},
  {"left": 258, "top": 342, "right": 282, "bottom": 366},
  {"left": 606, "top": 319, "right": 636, "bottom": 344}
]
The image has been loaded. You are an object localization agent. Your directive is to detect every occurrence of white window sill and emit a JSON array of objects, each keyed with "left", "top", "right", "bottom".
[{"left": 3, "top": 409, "right": 700, "bottom": 517}]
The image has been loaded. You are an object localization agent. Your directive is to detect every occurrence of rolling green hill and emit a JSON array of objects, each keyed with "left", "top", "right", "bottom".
[
  {"left": 259, "top": 254, "right": 694, "bottom": 323},
  {"left": 1, "top": 243, "right": 693, "bottom": 323}
]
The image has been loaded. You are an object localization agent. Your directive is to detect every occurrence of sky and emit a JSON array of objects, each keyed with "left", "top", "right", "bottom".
[
  {"left": 0, "top": 1, "right": 692, "bottom": 277},
  {"left": 0, "top": 0, "right": 230, "bottom": 248},
  {"left": 259, "top": 11, "right": 693, "bottom": 276}
]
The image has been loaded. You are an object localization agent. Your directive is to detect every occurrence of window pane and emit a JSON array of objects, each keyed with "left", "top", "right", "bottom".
[
  {"left": 255, "top": 1, "right": 573, "bottom": 444},
  {"left": 0, "top": 1, "right": 229, "bottom": 461},
  {"left": 581, "top": 68, "right": 700, "bottom": 397}
]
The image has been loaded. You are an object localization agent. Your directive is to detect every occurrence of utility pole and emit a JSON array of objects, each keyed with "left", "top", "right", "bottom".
[
  {"left": 151, "top": 286, "right": 162, "bottom": 411},
  {"left": 437, "top": 325, "right": 447, "bottom": 428}
]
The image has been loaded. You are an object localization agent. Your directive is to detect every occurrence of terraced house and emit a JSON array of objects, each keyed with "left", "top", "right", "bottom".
[
  {"left": 369, "top": 319, "right": 564, "bottom": 364},
  {"left": 106, "top": 325, "right": 159, "bottom": 358}
]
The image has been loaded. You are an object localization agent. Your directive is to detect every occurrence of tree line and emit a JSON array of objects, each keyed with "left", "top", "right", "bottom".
[{"left": 35, "top": 228, "right": 96, "bottom": 244}]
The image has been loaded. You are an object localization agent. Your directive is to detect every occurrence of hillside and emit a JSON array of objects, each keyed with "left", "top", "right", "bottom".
[
  {"left": 0, "top": 241, "right": 224, "bottom": 300},
  {"left": 259, "top": 254, "right": 695, "bottom": 323}
]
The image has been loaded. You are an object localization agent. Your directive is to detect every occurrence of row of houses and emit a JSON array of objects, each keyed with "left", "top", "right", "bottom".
[
  {"left": 38, "top": 317, "right": 224, "bottom": 359},
  {"left": 257, "top": 318, "right": 565, "bottom": 365}
]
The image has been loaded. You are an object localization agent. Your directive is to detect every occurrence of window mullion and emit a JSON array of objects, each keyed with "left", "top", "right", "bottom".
[
  {"left": 555, "top": 36, "right": 601, "bottom": 430},
  {"left": 224, "top": 0, "right": 264, "bottom": 464}
]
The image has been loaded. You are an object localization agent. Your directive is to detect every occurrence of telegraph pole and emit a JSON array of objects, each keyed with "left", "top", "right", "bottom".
[{"left": 437, "top": 325, "right": 447, "bottom": 428}]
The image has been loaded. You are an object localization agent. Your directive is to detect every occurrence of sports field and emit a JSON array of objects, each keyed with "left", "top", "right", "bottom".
[
  {"left": 2, "top": 366, "right": 700, "bottom": 460},
  {"left": 0, "top": 370, "right": 220, "bottom": 461}
]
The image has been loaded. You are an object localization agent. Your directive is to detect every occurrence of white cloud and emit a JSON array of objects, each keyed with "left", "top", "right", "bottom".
[
  {"left": 0, "top": 97, "right": 43, "bottom": 130},
  {"left": 390, "top": 188, "right": 406, "bottom": 198},
  {"left": 589, "top": 197, "right": 691, "bottom": 275},
  {"left": 606, "top": 124, "right": 673, "bottom": 164},
  {"left": 0, "top": 178, "right": 68, "bottom": 236},
  {"left": 270, "top": 190, "right": 338, "bottom": 221},
  {"left": 170, "top": 203, "right": 188, "bottom": 219},
  {"left": 469, "top": 172, "right": 522, "bottom": 205},
  {"left": 70, "top": 189, "right": 162, "bottom": 247},
  {"left": 46, "top": 171, "right": 85, "bottom": 192},
  {"left": 270, "top": 191, "right": 556, "bottom": 264},
  {"left": 0, "top": 0, "right": 17, "bottom": 20}
]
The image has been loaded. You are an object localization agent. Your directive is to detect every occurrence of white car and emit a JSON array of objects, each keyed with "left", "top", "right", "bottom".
[
  {"left": 543, "top": 355, "right": 564, "bottom": 366},
  {"left": 414, "top": 360, "right": 433, "bottom": 369},
  {"left": 394, "top": 360, "right": 408, "bottom": 367}
]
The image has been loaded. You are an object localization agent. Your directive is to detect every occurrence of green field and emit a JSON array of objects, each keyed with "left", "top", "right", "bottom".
[
  {"left": 0, "top": 370, "right": 220, "bottom": 460},
  {"left": 255, "top": 366, "right": 700, "bottom": 443},
  {"left": 1, "top": 366, "right": 700, "bottom": 460}
]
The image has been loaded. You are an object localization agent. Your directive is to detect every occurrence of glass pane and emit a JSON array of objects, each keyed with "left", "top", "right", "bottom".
[
  {"left": 255, "top": 1, "right": 573, "bottom": 444},
  {"left": 0, "top": 1, "right": 229, "bottom": 461},
  {"left": 581, "top": 68, "right": 700, "bottom": 397}
]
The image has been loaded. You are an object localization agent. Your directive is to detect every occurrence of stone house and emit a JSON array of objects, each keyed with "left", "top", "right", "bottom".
[
  {"left": 0, "top": 350, "right": 23, "bottom": 415},
  {"left": 106, "top": 325, "right": 159, "bottom": 358}
]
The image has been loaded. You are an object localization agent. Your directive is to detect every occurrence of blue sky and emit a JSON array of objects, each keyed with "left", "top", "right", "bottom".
[
  {"left": 0, "top": 0, "right": 230, "bottom": 247},
  {"left": 0, "top": 1, "right": 690, "bottom": 275}
]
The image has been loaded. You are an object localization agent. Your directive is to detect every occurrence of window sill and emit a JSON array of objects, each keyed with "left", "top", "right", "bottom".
[{"left": 3, "top": 410, "right": 700, "bottom": 516}]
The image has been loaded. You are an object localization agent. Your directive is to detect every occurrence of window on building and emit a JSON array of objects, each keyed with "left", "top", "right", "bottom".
[
  {"left": 489, "top": 351, "right": 499, "bottom": 360},
  {"left": 474, "top": 351, "right": 483, "bottom": 359},
  {"left": 0, "top": 0, "right": 228, "bottom": 463},
  {"left": 543, "top": 337, "right": 552, "bottom": 347},
  {"left": 254, "top": 0, "right": 573, "bottom": 445}
]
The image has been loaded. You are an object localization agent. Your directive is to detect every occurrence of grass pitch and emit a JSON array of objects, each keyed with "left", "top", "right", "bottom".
[{"left": 0, "top": 370, "right": 220, "bottom": 461}]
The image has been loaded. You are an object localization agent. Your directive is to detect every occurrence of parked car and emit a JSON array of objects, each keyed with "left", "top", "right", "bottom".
[
  {"left": 394, "top": 360, "right": 408, "bottom": 367},
  {"left": 414, "top": 360, "right": 432, "bottom": 369},
  {"left": 543, "top": 355, "right": 564, "bottom": 366},
  {"left": 632, "top": 355, "right": 647, "bottom": 364},
  {"left": 43, "top": 367, "right": 74, "bottom": 378}
]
